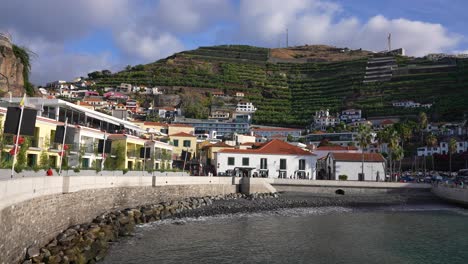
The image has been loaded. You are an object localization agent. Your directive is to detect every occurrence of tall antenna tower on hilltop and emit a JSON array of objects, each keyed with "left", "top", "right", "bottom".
[
  {"left": 286, "top": 28, "right": 289, "bottom": 48},
  {"left": 387, "top": 33, "right": 392, "bottom": 51}
]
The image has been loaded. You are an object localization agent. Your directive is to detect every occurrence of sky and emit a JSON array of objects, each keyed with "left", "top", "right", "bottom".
[{"left": 1, "top": 0, "right": 467, "bottom": 85}]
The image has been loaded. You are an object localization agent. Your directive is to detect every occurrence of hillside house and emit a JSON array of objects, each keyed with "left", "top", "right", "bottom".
[
  {"left": 235, "top": 92, "right": 245, "bottom": 97},
  {"left": 313, "top": 109, "right": 340, "bottom": 130},
  {"left": 340, "top": 109, "right": 363, "bottom": 123},
  {"left": 236, "top": 101, "right": 256, "bottom": 112}
]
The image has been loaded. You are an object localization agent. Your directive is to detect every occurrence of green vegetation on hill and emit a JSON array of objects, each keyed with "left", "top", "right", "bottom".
[{"left": 91, "top": 45, "right": 468, "bottom": 127}]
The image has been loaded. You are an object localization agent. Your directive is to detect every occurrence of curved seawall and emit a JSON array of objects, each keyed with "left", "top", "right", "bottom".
[
  {"left": 432, "top": 184, "right": 468, "bottom": 207},
  {"left": 0, "top": 176, "right": 238, "bottom": 264}
]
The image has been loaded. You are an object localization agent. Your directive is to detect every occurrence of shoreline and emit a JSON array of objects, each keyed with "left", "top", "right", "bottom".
[
  {"left": 174, "top": 192, "right": 449, "bottom": 219},
  {"left": 21, "top": 192, "right": 451, "bottom": 264}
]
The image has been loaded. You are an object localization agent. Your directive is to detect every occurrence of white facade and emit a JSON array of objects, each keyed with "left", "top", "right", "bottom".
[
  {"left": 333, "top": 161, "right": 385, "bottom": 181},
  {"left": 340, "top": 109, "right": 362, "bottom": 123},
  {"left": 417, "top": 140, "right": 468, "bottom": 156},
  {"left": 216, "top": 152, "right": 316, "bottom": 179},
  {"left": 392, "top": 101, "right": 432, "bottom": 108},
  {"left": 313, "top": 109, "right": 339, "bottom": 129},
  {"left": 236, "top": 102, "right": 257, "bottom": 112}
]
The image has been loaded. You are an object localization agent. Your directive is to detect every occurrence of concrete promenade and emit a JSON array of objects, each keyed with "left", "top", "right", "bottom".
[{"left": 432, "top": 184, "right": 468, "bottom": 206}]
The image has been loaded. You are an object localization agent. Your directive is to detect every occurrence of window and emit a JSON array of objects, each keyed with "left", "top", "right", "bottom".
[
  {"left": 260, "top": 158, "right": 268, "bottom": 170},
  {"left": 228, "top": 157, "right": 235, "bottom": 166},
  {"left": 173, "top": 139, "right": 179, "bottom": 147},
  {"left": 280, "top": 159, "right": 287, "bottom": 170},
  {"left": 242, "top": 157, "right": 249, "bottom": 166},
  {"left": 183, "top": 140, "right": 191, "bottom": 147},
  {"left": 299, "top": 159, "right": 305, "bottom": 170}
]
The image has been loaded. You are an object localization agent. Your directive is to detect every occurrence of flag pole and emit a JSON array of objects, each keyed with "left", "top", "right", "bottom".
[
  {"left": 58, "top": 117, "right": 68, "bottom": 176},
  {"left": 101, "top": 132, "right": 106, "bottom": 174},
  {"left": 10, "top": 95, "right": 26, "bottom": 178},
  {"left": 143, "top": 143, "right": 147, "bottom": 175}
]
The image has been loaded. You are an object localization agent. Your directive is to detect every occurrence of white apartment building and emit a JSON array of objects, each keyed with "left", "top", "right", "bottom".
[
  {"left": 236, "top": 101, "right": 257, "bottom": 112},
  {"left": 313, "top": 109, "right": 340, "bottom": 129},
  {"left": 340, "top": 109, "right": 362, "bottom": 123},
  {"left": 417, "top": 140, "right": 468, "bottom": 156}
]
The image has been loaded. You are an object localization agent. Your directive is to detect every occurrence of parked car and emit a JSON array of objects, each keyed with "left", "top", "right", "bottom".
[{"left": 399, "top": 176, "right": 415, "bottom": 183}]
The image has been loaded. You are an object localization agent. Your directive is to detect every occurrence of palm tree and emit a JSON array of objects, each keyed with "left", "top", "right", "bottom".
[
  {"left": 418, "top": 112, "right": 428, "bottom": 144},
  {"left": 426, "top": 134, "right": 438, "bottom": 171},
  {"left": 449, "top": 138, "right": 457, "bottom": 174},
  {"left": 393, "top": 146, "right": 404, "bottom": 174},
  {"left": 377, "top": 126, "right": 399, "bottom": 181},
  {"left": 356, "top": 124, "right": 372, "bottom": 181},
  {"left": 387, "top": 130, "right": 400, "bottom": 181}
]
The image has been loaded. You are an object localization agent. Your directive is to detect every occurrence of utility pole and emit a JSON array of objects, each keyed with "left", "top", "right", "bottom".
[{"left": 388, "top": 33, "right": 392, "bottom": 52}]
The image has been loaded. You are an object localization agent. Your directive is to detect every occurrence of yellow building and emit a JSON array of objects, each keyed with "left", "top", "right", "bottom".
[
  {"left": 169, "top": 132, "right": 197, "bottom": 160},
  {"left": 202, "top": 142, "right": 235, "bottom": 166},
  {"left": 0, "top": 108, "right": 63, "bottom": 168},
  {"left": 0, "top": 101, "right": 174, "bottom": 172},
  {"left": 167, "top": 124, "right": 194, "bottom": 135}
]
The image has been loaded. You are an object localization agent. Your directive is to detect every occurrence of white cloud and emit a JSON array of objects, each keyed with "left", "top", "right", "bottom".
[
  {"left": 154, "top": 0, "right": 232, "bottom": 33},
  {"left": 2, "top": 0, "right": 465, "bottom": 85},
  {"left": 116, "top": 30, "right": 184, "bottom": 61},
  {"left": 237, "top": 0, "right": 461, "bottom": 56}
]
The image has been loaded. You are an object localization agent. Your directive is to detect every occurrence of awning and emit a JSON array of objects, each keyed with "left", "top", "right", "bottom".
[{"left": 85, "top": 112, "right": 120, "bottom": 126}]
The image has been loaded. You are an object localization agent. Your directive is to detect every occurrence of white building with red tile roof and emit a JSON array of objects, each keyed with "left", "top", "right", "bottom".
[
  {"left": 312, "top": 145, "right": 360, "bottom": 159},
  {"left": 323, "top": 152, "right": 385, "bottom": 181},
  {"left": 216, "top": 139, "right": 316, "bottom": 179}
]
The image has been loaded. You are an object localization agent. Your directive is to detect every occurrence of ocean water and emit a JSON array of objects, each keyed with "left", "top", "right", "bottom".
[{"left": 102, "top": 205, "right": 468, "bottom": 264}]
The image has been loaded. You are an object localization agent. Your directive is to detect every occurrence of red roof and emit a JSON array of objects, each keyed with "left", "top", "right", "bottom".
[
  {"left": 219, "top": 139, "right": 314, "bottom": 156},
  {"left": 211, "top": 142, "right": 233, "bottom": 148},
  {"left": 204, "top": 142, "right": 234, "bottom": 149},
  {"left": 331, "top": 153, "right": 385, "bottom": 162},
  {"left": 170, "top": 132, "right": 196, "bottom": 137},
  {"left": 317, "top": 146, "right": 358, "bottom": 151},
  {"left": 169, "top": 124, "right": 193, "bottom": 128},
  {"left": 381, "top": 119, "right": 395, "bottom": 125}
]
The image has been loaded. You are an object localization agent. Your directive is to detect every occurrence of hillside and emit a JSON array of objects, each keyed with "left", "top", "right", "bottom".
[{"left": 91, "top": 45, "right": 468, "bottom": 127}]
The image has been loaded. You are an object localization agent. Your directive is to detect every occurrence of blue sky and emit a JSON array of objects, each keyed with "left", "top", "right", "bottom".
[{"left": 1, "top": 0, "right": 466, "bottom": 85}]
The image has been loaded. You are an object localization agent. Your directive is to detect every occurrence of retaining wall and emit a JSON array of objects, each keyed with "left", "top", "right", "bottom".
[
  {"left": 0, "top": 176, "right": 238, "bottom": 264},
  {"left": 271, "top": 179, "right": 431, "bottom": 195}
]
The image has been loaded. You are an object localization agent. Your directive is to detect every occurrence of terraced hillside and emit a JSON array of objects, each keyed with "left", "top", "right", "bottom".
[{"left": 92, "top": 45, "right": 468, "bottom": 127}]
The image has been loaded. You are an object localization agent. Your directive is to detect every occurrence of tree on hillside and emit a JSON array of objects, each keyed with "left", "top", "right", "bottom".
[
  {"left": 418, "top": 112, "right": 428, "bottom": 144},
  {"left": 449, "top": 138, "right": 457, "bottom": 173},
  {"left": 180, "top": 93, "right": 209, "bottom": 119},
  {"left": 426, "top": 134, "right": 438, "bottom": 170},
  {"left": 356, "top": 124, "right": 372, "bottom": 181}
]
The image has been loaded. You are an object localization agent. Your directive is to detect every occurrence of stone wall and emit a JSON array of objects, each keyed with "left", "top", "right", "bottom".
[
  {"left": 270, "top": 179, "right": 432, "bottom": 195},
  {"left": 0, "top": 42, "right": 24, "bottom": 96},
  {"left": 0, "top": 176, "right": 238, "bottom": 264}
]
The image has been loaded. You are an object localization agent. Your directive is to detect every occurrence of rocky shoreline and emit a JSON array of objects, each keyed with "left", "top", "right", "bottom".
[{"left": 22, "top": 191, "right": 443, "bottom": 264}]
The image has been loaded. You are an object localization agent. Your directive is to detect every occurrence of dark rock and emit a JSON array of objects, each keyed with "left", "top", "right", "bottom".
[{"left": 26, "top": 247, "right": 40, "bottom": 259}]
